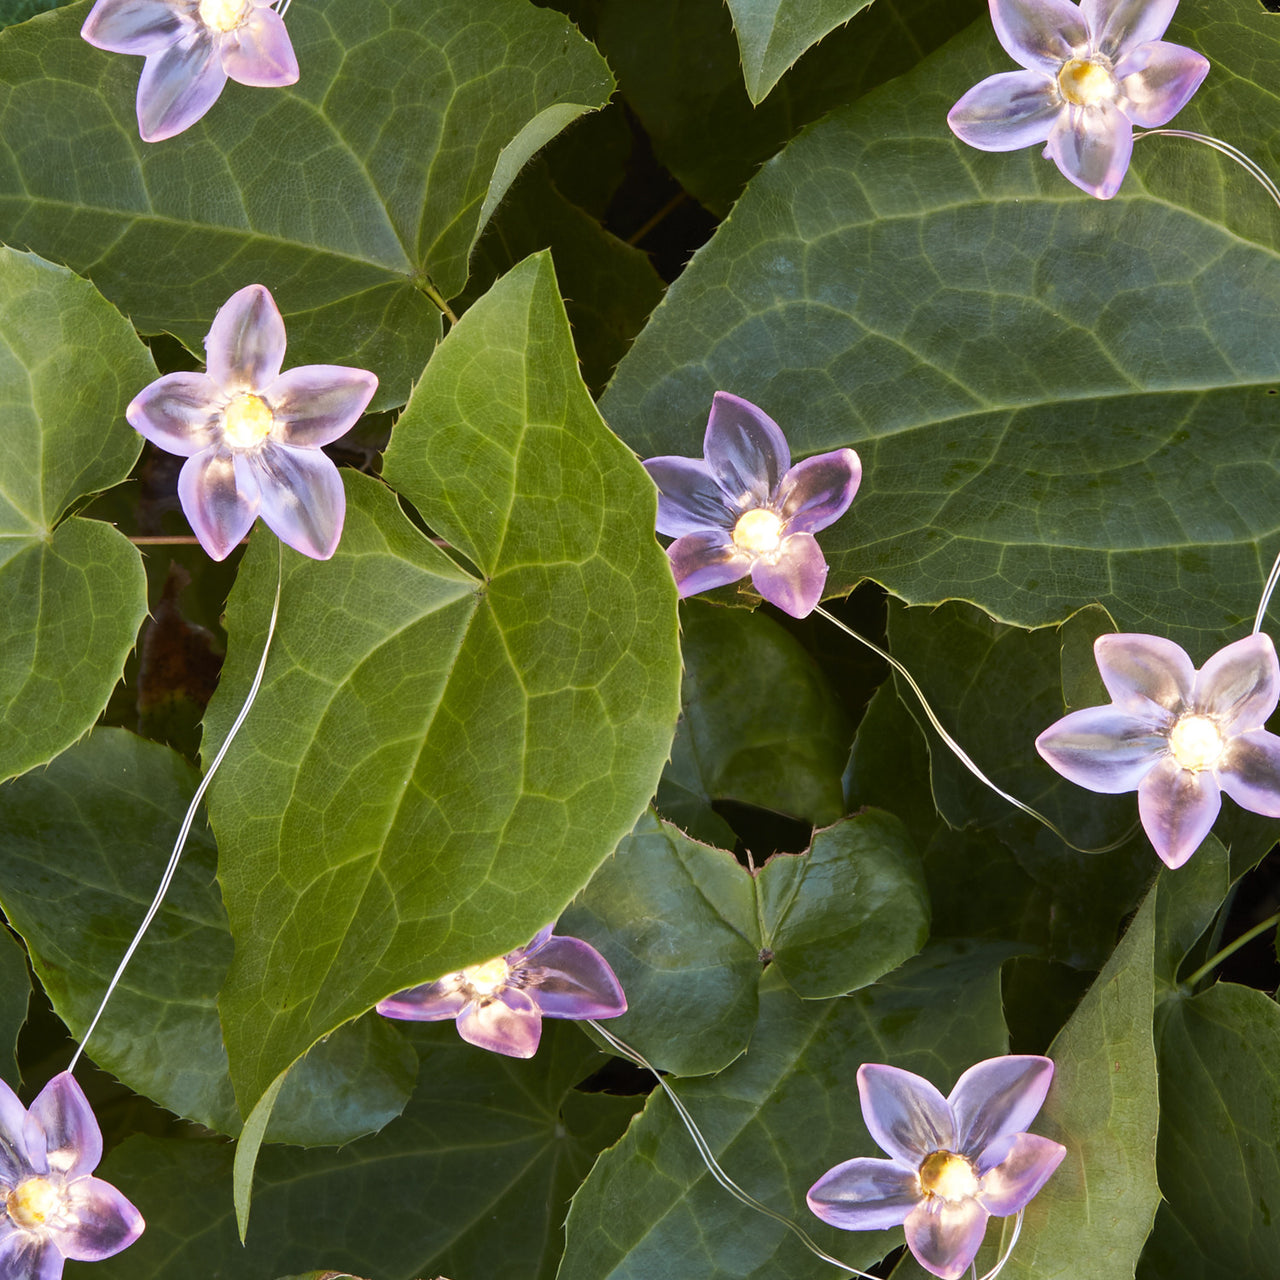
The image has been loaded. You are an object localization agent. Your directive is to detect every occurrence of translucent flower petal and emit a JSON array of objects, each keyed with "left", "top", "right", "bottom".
[
  {"left": 523, "top": 936, "right": 627, "bottom": 1019},
  {"left": 520, "top": 924, "right": 556, "bottom": 956},
  {"left": 950, "top": 1056, "right": 1055, "bottom": 1161},
  {"left": 205, "top": 284, "right": 287, "bottom": 392},
  {"left": 750, "top": 532, "right": 829, "bottom": 618},
  {"left": 266, "top": 366, "right": 379, "bottom": 449},
  {"left": 1035, "top": 704, "right": 1166, "bottom": 793},
  {"left": 0, "top": 1233, "right": 63, "bottom": 1280},
  {"left": 777, "top": 448, "right": 862, "bottom": 535},
  {"left": 806, "top": 1157, "right": 920, "bottom": 1231},
  {"left": 1217, "top": 730, "right": 1280, "bottom": 820},
  {"left": 990, "top": 0, "right": 1089, "bottom": 74},
  {"left": 643, "top": 456, "right": 739, "bottom": 537},
  {"left": 857, "top": 1064, "right": 956, "bottom": 1167},
  {"left": 666, "top": 530, "right": 752, "bottom": 598},
  {"left": 135, "top": 32, "right": 227, "bottom": 143},
  {"left": 1081, "top": 0, "right": 1178, "bottom": 60},
  {"left": 1116, "top": 40, "right": 1211, "bottom": 128},
  {"left": 0, "top": 1078, "right": 35, "bottom": 1183},
  {"left": 703, "top": 391, "right": 790, "bottom": 509},
  {"left": 1045, "top": 99, "right": 1134, "bottom": 199},
  {"left": 249, "top": 443, "right": 346, "bottom": 561},
  {"left": 1194, "top": 633, "right": 1280, "bottom": 735},
  {"left": 947, "top": 71, "right": 1061, "bottom": 152},
  {"left": 81, "top": 0, "right": 190, "bottom": 56},
  {"left": 977, "top": 1132, "right": 1067, "bottom": 1216},
  {"left": 903, "top": 1195, "right": 990, "bottom": 1280},
  {"left": 376, "top": 978, "right": 469, "bottom": 1022},
  {"left": 1137, "top": 754, "right": 1221, "bottom": 869},
  {"left": 127, "top": 371, "right": 222, "bottom": 456},
  {"left": 221, "top": 5, "right": 299, "bottom": 88},
  {"left": 457, "top": 989, "right": 542, "bottom": 1058},
  {"left": 178, "top": 449, "right": 259, "bottom": 561},
  {"left": 1093, "top": 632, "right": 1195, "bottom": 714},
  {"left": 29, "top": 1073, "right": 101, "bottom": 1180},
  {"left": 56, "top": 1176, "right": 145, "bottom": 1262}
]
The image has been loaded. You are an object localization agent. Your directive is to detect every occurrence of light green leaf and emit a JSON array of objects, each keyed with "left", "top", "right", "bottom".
[
  {"left": 0, "top": 248, "right": 151, "bottom": 783},
  {"left": 208, "top": 253, "right": 682, "bottom": 1115},
  {"left": 0, "top": 0, "right": 614, "bottom": 407}
]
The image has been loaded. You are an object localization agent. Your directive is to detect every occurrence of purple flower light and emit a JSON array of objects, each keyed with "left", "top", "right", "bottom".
[
  {"left": 376, "top": 926, "right": 627, "bottom": 1059},
  {"left": 808, "top": 1058, "right": 1065, "bottom": 1280},
  {"left": 81, "top": 0, "right": 299, "bottom": 143},
  {"left": 127, "top": 283, "right": 377, "bottom": 562},
  {"left": 0, "top": 1072, "right": 144, "bottom": 1278},
  {"left": 642, "top": 392, "right": 861, "bottom": 619},
  {"left": 947, "top": 0, "right": 1209, "bottom": 199},
  {"left": 1036, "top": 632, "right": 1280, "bottom": 868}
]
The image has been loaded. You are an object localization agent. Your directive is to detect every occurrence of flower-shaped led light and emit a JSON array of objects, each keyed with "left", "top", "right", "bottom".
[
  {"left": 947, "top": 0, "right": 1209, "bottom": 199},
  {"left": 1036, "top": 632, "right": 1280, "bottom": 868},
  {"left": 376, "top": 926, "right": 627, "bottom": 1059},
  {"left": 642, "top": 392, "right": 861, "bottom": 619},
  {"left": 127, "top": 283, "right": 377, "bottom": 561},
  {"left": 81, "top": 0, "right": 299, "bottom": 142},
  {"left": 0, "top": 1072, "right": 144, "bottom": 1278},
  {"left": 808, "top": 1058, "right": 1065, "bottom": 1280}
]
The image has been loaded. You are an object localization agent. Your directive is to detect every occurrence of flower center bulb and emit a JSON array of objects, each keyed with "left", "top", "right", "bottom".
[
  {"left": 463, "top": 956, "right": 511, "bottom": 998},
  {"left": 1168, "top": 714, "right": 1225, "bottom": 772},
  {"left": 1057, "top": 58, "right": 1116, "bottom": 108},
  {"left": 733, "top": 508, "right": 784, "bottom": 557},
  {"left": 6, "top": 1177, "right": 60, "bottom": 1231},
  {"left": 918, "top": 1150, "right": 979, "bottom": 1203},
  {"left": 198, "top": 0, "right": 249, "bottom": 32},
  {"left": 221, "top": 393, "right": 275, "bottom": 450}
]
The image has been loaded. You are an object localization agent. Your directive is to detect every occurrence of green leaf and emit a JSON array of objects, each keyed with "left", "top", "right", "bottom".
[
  {"left": 0, "top": 0, "right": 614, "bottom": 407},
  {"left": 0, "top": 926, "right": 28, "bottom": 1091},
  {"left": 0, "top": 247, "right": 151, "bottom": 783},
  {"left": 1153, "top": 835, "right": 1229, "bottom": 997},
  {"left": 95, "top": 1024, "right": 640, "bottom": 1280},
  {"left": 0, "top": 0, "right": 64, "bottom": 30},
  {"left": 601, "top": 0, "right": 1280, "bottom": 651},
  {"left": 208, "top": 253, "right": 682, "bottom": 1114},
  {"left": 559, "top": 943, "right": 1012, "bottom": 1280},
  {"left": 724, "top": 0, "right": 872, "bottom": 104},
  {"left": 0, "top": 729, "right": 416, "bottom": 1143}
]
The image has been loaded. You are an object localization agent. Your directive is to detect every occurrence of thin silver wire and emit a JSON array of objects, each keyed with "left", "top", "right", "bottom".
[{"left": 70, "top": 546, "right": 284, "bottom": 1072}]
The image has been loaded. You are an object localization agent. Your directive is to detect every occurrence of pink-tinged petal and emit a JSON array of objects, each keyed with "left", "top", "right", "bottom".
[
  {"left": 1093, "top": 633, "right": 1195, "bottom": 714},
  {"left": 376, "top": 977, "right": 469, "bottom": 1022},
  {"left": 136, "top": 32, "right": 227, "bottom": 143},
  {"left": 1138, "top": 754, "right": 1220, "bottom": 869},
  {"left": 457, "top": 989, "right": 542, "bottom": 1058},
  {"left": 56, "top": 1176, "right": 145, "bottom": 1261},
  {"left": 248, "top": 443, "right": 345, "bottom": 560},
  {"left": 947, "top": 71, "right": 1061, "bottom": 152},
  {"left": 857, "top": 1064, "right": 955, "bottom": 1167},
  {"left": 644, "top": 456, "right": 740, "bottom": 537},
  {"left": 1081, "top": 0, "right": 1178, "bottom": 60},
  {"left": 0, "top": 1078, "right": 36, "bottom": 1182},
  {"left": 523, "top": 936, "right": 626, "bottom": 1019},
  {"left": 0, "top": 1233, "right": 63, "bottom": 1280},
  {"left": 1034, "top": 704, "right": 1166, "bottom": 793},
  {"left": 205, "top": 284, "right": 287, "bottom": 391},
  {"left": 518, "top": 924, "right": 556, "bottom": 958},
  {"left": 806, "top": 1157, "right": 920, "bottom": 1230},
  {"left": 29, "top": 1074, "right": 100, "bottom": 1180},
  {"left": 950, "top": 1056, "right": 1054, "bottom": 1161},
  {"left": 221, "top": 6, "right": 299, "bottom": 87},
  {"left": 977, "top": 1132, "right": 1067, "bottom": 1215},
  {"left": 127, "top": 371, "right": 222, "bottom": 456},
  {"left": 81, "top": 0, "right": 189, "bottom": 55},
  {"left": 703, "top": 392, "right": 790, "bottom": 508},
  {"left": 750, "top": 532, "right": 828, "bottom": 618},
  {"left": 178, "top": 450, "right": 258, "bottom": 561},
  {"left": 990, "top": 0, "right": 1089, "bottom": 73},
  {"left": 1116, "top": 41, "right": 1209, "bottom": 128},
  {"left": 666, "top": 530, "right": 752, "bottom": 598},
  {"left": 1217, "top": 730, "right": 1280, "bottom": 820},
  {"left": 777, "top": 448, "right": 861, "bottom": 535},
  {"left": 1045, "top": 99, "right": 1134, "bottom": 199},
  {"left": 904, "top": 1195, "right": 990, "bottom": 1280},
  {"left": 1194, "top": 633, "right": 1280, "bottom": 734},
  {"left": 266, "top": 366, "right": 379, "bottom": 448}
]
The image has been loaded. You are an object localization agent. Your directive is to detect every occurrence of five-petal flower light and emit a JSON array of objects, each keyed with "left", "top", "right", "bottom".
[
  {"left": 127, "top": 283, "right": 377, "bottom": 561},
  {"left": 808, "top": 1058, "right": 1065, "bottom": 1280},
  {"left": 377, "top": 926, "right": 627, "bottom": 1059},
  {"left": 947, "top": 0, "right": 1209, "bottom": 199},
  {"left": 642, "top": 392, "right": 861, "bottom": 619},
  {"left": 81, "top": 0, "right": 299, "bottom": 142},
  {"left": 1036, "top": 632, "right": 1280, "bottom": 868},
  {"left": 0, "top": 1072, "right": 144, "bottom": 1278}
]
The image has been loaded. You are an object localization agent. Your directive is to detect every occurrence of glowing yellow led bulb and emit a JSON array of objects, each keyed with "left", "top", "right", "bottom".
[
  {"left": 918, "top": 1150, "right": 980, "bottom": 1203},
  {"left": 1168, "top": 715, "right": 1224, "bottom": 772},
  {"left": 6, "top": 1177, "right": 60, "bottom": 1230},
  {"left": 198, "top": 0, "right": 249, "bottom": 32},
  {"left": 463, "top": 956, "right": 511, "bottom": 998},
  {"left": 733, "top": 508, "right": 784, "bottom": 556},
  {"left": 221, "top": 393, "right": 275, "bottom": 450},
  {"left": 1057, "top": 58, "right": 1115, "bottom": 108}
]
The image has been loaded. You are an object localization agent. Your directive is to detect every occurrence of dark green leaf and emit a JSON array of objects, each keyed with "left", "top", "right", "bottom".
[
  {"left": 1153, "top": 835, "right": 1229, "bottom": 997},
  {"left": 0, "top": 0, "right": 64, "bottom": 30},
  {"left": 0, "top": 926, "right": 28, "bottom": 1090}
]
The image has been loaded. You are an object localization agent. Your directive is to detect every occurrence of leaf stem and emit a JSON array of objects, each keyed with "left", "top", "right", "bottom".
[
  {"left": 418, "top": 277, "right": 459, "bottom": 325},
  {"left": 1182, "top": 910, "right": 1280, "bottom": 990}
]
